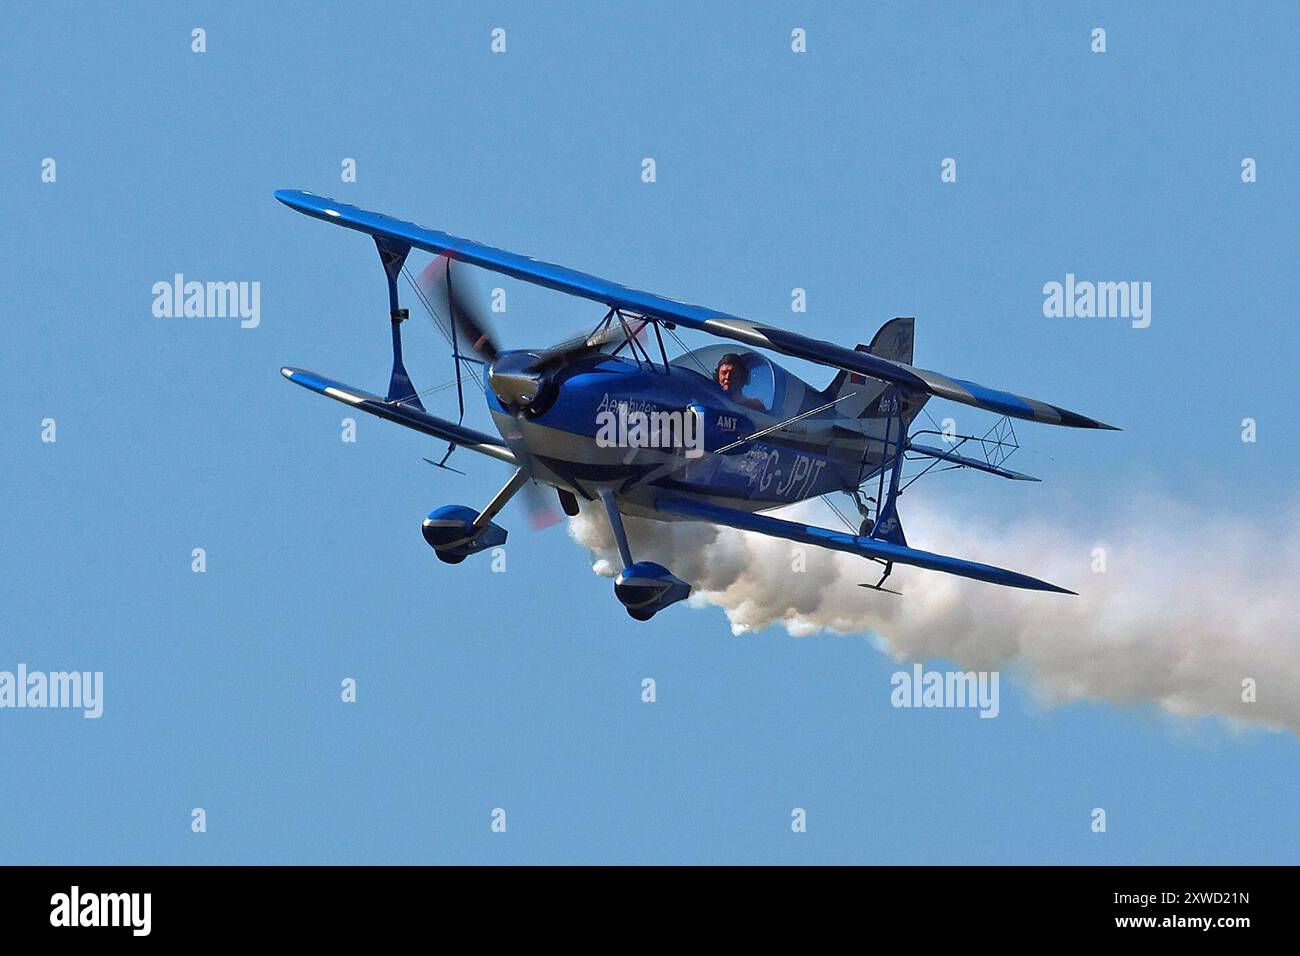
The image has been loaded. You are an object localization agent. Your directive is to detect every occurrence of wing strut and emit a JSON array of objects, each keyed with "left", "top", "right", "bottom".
[
  {"left": 375, "top": 238, "right": 425, "bottom": 410},
  {"left": 864, "top": 387, "right": 908, "bottom": 548}
]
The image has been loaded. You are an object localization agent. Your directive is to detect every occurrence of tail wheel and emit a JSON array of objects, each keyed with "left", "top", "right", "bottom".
[
  {"left": 435, "top": 550, "right": 467, "bottom": 565},
  {"left": 627, "top": 608, "right": 655, "bottom": 622}
]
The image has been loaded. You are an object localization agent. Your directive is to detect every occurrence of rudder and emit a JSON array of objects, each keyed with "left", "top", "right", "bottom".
[
  {"left": 867, "top": 316, "right": 914, "bottom": 365},
  {"left": 823, "top": 317, "right": 916, "bottom": 411}
]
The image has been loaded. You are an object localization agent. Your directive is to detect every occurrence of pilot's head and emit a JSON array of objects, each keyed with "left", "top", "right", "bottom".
[{"left": 715, "top": 353, "right": 749, "bottom": 393}]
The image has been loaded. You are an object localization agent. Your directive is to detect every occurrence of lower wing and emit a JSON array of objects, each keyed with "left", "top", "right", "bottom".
[
  {"left": 281, "top": 367, "right": 517, "bottom": 464},
  {"left": 654, "top": 495, "right": 1073, "bottom": 594}
]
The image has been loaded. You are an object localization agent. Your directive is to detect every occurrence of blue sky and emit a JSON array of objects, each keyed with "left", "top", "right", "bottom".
[{"left": 2, "top": 2, "right": 1297, "bottom": 863}]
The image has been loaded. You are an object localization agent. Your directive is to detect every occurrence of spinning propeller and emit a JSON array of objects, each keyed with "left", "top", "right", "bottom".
[{"left": 413, "top": 255, "right": 602, "bottom": 530}]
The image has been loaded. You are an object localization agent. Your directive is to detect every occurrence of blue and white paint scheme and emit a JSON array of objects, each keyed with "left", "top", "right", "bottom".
[{"left": 276, "top": 190, "right": 1117, "bottom": 619}]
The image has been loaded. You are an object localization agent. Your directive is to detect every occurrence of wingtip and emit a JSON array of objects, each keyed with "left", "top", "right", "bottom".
[
  {"left": 1084, "top": 414, "right": 1121, "bottom": 431},
  {"left": 1018, "top": 570, "right": 1076, "bottom": 594},
  {"left": 274, "top": 188, "right": 323, "bottom": 210},
  {"left": 1055, "top": 407, "right": 1122, "bottom": 431}
]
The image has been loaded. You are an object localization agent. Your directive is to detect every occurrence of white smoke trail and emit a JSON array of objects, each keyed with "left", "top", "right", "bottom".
[{"left": 568, "top": 496, "right": 1300, "bottom": 733}]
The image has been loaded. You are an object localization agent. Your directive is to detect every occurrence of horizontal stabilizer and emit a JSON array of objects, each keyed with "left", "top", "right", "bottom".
[
  {"left": 654, "top": 495, "right": 1073, "bottom": 594},
  {"left": 907, "top": 441, "right": 1039, "bottom": 481},
  {"left": 281, "top": 367, "right": 516, "bottom": 464},
  {"left": 276, "top": 189, "right": 1118, "bottom": 430}
]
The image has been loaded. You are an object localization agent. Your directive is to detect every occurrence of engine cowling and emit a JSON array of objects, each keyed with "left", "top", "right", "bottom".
[{"left": 487, "top": 351, "right": 558, "bottom": 416}]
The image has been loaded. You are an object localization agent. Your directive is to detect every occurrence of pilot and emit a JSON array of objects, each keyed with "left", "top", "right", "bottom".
[{"left": 715, "top": 353, "right": 764, "bottom": 411}]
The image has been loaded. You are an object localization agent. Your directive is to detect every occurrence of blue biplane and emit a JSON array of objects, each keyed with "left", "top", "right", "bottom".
[{"left": 276, "top": 190, "right": 1116, "bottom": 619}]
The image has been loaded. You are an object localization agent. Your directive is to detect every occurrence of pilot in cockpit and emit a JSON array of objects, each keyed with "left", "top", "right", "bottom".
[{"left": 715, "top": 353, "right": 764, "bottom": 411}]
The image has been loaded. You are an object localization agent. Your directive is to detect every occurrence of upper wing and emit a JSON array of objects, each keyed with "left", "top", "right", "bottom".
[
  {"left": 276, "top": 189, "right": 1117, "bottom": 430},
  {"left": 655, "top": 495, "right": 1073, "bottom": 594}
]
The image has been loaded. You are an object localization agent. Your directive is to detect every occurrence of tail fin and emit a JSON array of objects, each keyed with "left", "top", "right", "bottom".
[
  {"left": 866, "top": 316, "right": 914, "bottom": 364},
  {"left": 823, "top": 317, "right": 917, "bottom": 413}
]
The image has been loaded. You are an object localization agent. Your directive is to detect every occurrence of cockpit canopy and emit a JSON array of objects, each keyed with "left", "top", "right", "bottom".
[
  {"left": 668, "top": 342, "right": 846, "bottom": 418},
  {"left": 668, "top": 344, "right": 777, "bottom": 411}
]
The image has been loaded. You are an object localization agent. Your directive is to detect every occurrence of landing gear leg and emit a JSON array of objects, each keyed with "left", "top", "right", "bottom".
[
  {"left": 475, "top": 468, "right": 529, "bottom": 532},
  {"left": 598, "top": 488, "right": 635, "bottom": 571},
  {"left": 598, "top": 488, "right": 690, "bottom": 621}
]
